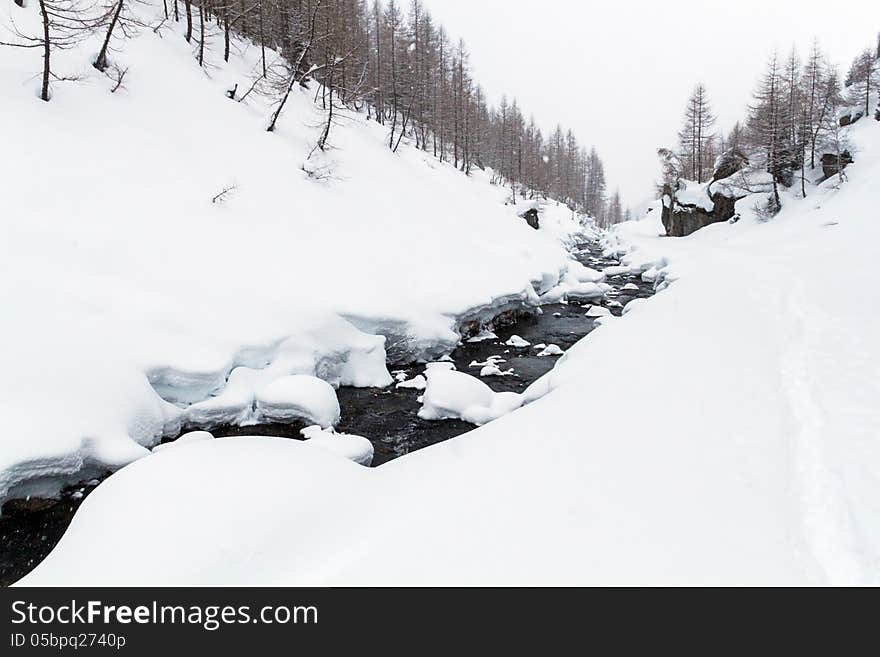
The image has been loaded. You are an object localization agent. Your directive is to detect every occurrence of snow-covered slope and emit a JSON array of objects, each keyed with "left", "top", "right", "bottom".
[
  {"left": 0, "top": 3, "right": 586, "bottom": 503},
  {"left": 21, "top": 103, "right": 880, "bottom": 583}
]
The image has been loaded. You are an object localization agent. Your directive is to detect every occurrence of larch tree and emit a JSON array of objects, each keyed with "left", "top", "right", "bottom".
[
  {"left": 677, "top": 83, "right": 716, "bottom": 183},
  {"left": 845, "top": 48, "right": 878, "bottom": 119},
  {"left": 748, "top": 51, "right": 787, "bottom": 212}
]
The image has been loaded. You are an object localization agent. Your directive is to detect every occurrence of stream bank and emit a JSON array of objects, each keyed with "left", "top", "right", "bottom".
[{"left": 0, "top": 241, "right": 655, "bottom": 585}]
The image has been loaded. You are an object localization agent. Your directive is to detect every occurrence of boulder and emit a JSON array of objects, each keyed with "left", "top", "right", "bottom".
[
  {"left": 712, "top": 149, "right": 749, "bottom": 181},
  {"left": 820, "top": 151, "right": 854, "bottom": 180},
  {"left": 840, "top": 110, "right": 864, "bottom": 127},
  {"left": 520, "top": 208, "right": 540, "bottom": 230},
  {"left": 661, "top": 183, "right": 742, "bottom": 238}
]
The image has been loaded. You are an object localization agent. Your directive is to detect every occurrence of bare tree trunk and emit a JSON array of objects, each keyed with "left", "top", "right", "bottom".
[
  {"left": 267, "top": 19, "right": 317, "bottom": 132},
  {"left": 198, "top": 1, "right": 205, "bottom": 66},
  {"left": 317, "top": 69, "right": 335, "bottom": 151},
  {"left": 184, "top": 0, "right": 193, "bottom": 42},
  {"left": 38, "top": 0, "right": 50, "bottom": 101},
  {"left": 223, "top": 4, "right": 230, "bottom": 62},
  {"left": 258, "top": 0, "right": 266, "bottom": 77},
  {"left": 95, "top": 0, "right": 123, "bottom": 72},
  {"left": 174, "top": 0, "right": 179, "bottom": 22}
]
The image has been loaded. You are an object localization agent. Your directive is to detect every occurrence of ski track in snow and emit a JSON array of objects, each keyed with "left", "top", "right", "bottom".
[{"left": 782, "top": 281, "right": 867, "bottom": 585}]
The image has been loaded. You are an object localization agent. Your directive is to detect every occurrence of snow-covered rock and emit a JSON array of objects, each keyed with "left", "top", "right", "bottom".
[
  {"left": 301, "top": 426, "right": 374, "bottom": 466},
  {"left": 466, "top": 330, "right": 499, "bottom": 343},
  {"left": 585, "top": 306, "right": 611, "bottom": 317},
  {"left": 418, "top": 370, "right": 523, "bottom": 426},
  {"left": 396, "top": 375, "right": 427, "bottom": 390},
  {"left": 505, "top": 335, "right": 531, "bottom": 348},
  {"left": 151, "top": 431, "right": 215, "bottom": 454},
  {"left": 254, "top": 376, "right": 340, "bottom": 429},
  {"left": 537, "top": 344, "right": 564, "bottom": 357},
  {"left": 479, "top": 365, "right": 515, "bottom": 377}
]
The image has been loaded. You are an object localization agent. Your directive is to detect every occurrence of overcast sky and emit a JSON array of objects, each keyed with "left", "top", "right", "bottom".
[{"left": 421, "top": 0, "right": 878, "bottom": 208}]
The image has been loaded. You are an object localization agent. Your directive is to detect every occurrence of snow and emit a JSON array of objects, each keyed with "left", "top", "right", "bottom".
[
  {"left": 584, "top": 305, "right": 611, "bottom": 317},
  {"left": 469, "top": 355, "right": 506, "bottom": 368},
  {"left": 254, "top": 376, "right": 340, "bottom": 429},
  {"left": 0, "top": 2, "right": 588, "bottom": 504},
  {"left": 21, "top": 112, "right": 880, "bottom": 584},
  {"left": 622, "top": 283, "right": 639, "bottom": 292},
  {"left": 417, "top": 369, "right": 523, "bottom": 426},
  {"left": 504, "top": 335, "right": 531, "bottom": 348},
  {"left": 479, "top": 364, "right": 515, "bottom": 377},
  {"left": 300, "top": 426, "right": 374, "bottom": 467},
  {"left": 27, "top": 119, "right": 880, "bottom": 587},
  {"left": 466, "top": 330, "right": 498, "bottom": 343},
  {"left": 536, "top": 344, "right": 564, "bottom": 357},
  {"left": 396, "top": 375, "right": 427, "bottom": 390},
  {"left": 13, "top": 2, "right": 880, "bottom": 589},
  {"left": 151, "top": 431, "right": 214, "bottom": 454},
  {"left": 674, "top": 179, "right": 715, "bottom": 211}
]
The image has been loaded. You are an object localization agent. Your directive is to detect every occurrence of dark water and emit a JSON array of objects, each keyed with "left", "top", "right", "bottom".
[{"left": 0, "top": 242, "right": 654, "bottom": 585}]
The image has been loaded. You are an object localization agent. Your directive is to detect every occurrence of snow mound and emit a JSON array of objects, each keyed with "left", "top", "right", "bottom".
[
  {"left": 255, "top": 376, "right": 340, "bottom": 429},
  {"left": 396, "top": 375, "right": 427, "bottom": 390},
  {"left": 480, "top": 364, "right": 515, "bottom": 377},
  {"left": 537, "top": 344, "right": 564, "bottom": 357},
  {"left": 466, "top": 330, "right": 498, "bottom": 343},
  {"left": 505, "top": 335, "right": 531, "bottom": 348},
  {"left": 418, "top": 370, "right": 523, "bottom": 426},
  {"left": 151, "top": 431, "right": 215, "bottom": 454},
  {"left": 301, "top": 426, "right": 374, "bottom": 466},
  {"left": 585, "top": 306, "right": 611, "bottom": 317}
]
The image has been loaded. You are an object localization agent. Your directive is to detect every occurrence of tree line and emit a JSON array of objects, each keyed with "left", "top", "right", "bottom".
[
  {"left": 661, "top": 33, "right": 879, "bottom": 213},
  {"left": 2, "top": 0, "right": 621, "bottom": 226}
]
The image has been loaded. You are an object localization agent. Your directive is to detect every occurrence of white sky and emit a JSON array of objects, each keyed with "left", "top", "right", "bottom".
[{"left": 421, "top": 0, "right": 879, "bottom": 207}]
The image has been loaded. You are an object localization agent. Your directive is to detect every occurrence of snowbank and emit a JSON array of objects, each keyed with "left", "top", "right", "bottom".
[{"left": 418, "top": 369, "right": 523, "bottom": 426}]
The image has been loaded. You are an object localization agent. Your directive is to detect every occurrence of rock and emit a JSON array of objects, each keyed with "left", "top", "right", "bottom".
[
  {"left": 505, "top": 335, "right": 531, "bottom": 348},
  {"left": 713, "top": 149, "right": 749, "bottom": 181},
  {"left": 661, "top": 182, "right": 743, "bottom": 238},
  {"left": 2, "top": 497, "right": 59, "bottom": 514},
  {"left": 821, "top": 151, "right": 854, "bottom": 180},
  {"left": 520, "top": 208, "right": 540, "bottom": 230},
  {"left": 537, "top": 344, "right": 564, "bottom": 357},
  {"left": 839, "top": 110, "right": 864, "bottom": 127},
  {"left": 396, "top": 374, "right": 427, "bottom": 390}
]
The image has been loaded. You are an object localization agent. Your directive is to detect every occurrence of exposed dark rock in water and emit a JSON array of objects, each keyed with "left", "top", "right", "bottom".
[{"left": 0, "top": 241, "right": 656, "bottom": 585}]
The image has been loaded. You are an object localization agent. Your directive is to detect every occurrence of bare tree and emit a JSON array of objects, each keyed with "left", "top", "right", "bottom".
[
  {"left": 1, "top": 0, "right": 96, "bottom": 101},
  {"left": 678, "top": 83, "right": 716, "bottom": 183}
]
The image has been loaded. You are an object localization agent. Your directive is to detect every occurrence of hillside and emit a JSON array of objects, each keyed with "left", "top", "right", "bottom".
[{"left": 0, "top": 1, "right": 587, "bottom": 504}]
